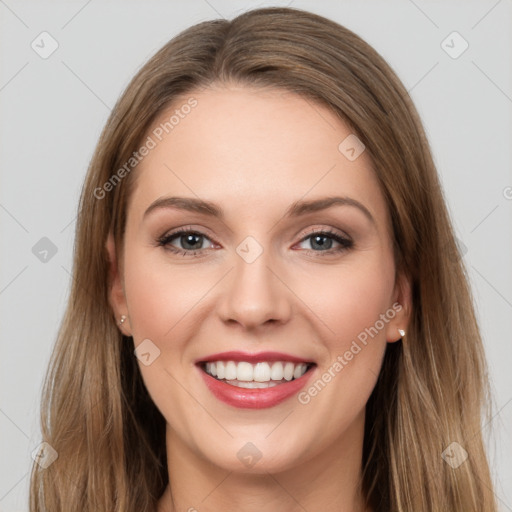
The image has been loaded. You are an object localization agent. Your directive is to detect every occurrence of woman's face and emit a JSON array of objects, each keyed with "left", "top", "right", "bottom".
[{"left": 109, "top": 85, "right": 409, "bottom": 474}]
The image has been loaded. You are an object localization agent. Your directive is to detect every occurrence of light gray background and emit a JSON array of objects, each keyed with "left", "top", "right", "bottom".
[{"left": 1, "top": 1, "right": 511, "bottom": 510}]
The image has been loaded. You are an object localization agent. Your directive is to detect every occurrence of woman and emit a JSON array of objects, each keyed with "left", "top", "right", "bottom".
[{"left": 29, "top": 6, "right": 497, "bottom": 511}]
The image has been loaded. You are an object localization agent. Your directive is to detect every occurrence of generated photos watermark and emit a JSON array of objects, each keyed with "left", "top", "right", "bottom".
[
  {"left": 94, "top": 97, "right": 198, "bottom": 200},
  {"left": 298, "top": 302, "right": 402, "bottom": 405}
]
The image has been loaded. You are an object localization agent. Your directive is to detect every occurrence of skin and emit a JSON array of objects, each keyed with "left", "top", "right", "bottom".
[{"left": 107, "top": 85, "right": 411, "bottom": 512}]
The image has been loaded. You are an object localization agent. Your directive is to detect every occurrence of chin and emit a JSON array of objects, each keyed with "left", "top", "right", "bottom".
[{"left": 194, "top": 435, "right": 311, "bottom": 475}]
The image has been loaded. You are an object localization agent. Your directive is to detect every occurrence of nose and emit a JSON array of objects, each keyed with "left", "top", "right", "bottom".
[{"left": 216, "top": 246, "right": 293, "bottom": 331}]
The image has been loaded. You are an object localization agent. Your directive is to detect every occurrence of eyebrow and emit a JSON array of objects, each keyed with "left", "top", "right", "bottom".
[{"left": 143, "top": 195, "right": 375, "bottom": 224}]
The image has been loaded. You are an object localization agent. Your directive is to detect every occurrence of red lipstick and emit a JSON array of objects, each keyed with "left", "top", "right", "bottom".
[{"left": 196, "top": 351, "right": 316, "bottom": 409}]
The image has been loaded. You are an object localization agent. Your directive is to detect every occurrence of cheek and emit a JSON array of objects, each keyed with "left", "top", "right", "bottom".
[
  {"left": 303, "top": 256, "right": 395, "bottom": 348},
  {"left": 122, "top": 248, "right": 210, "bottom": 421},
  {"left": 123, "top": 248, "right": 209, "bottom": 343},
  {"left": 293, "top": 259, "right": 395, "bottom": 439}
]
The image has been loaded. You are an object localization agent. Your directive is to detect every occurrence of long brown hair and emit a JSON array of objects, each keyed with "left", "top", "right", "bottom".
[{"left": 30, "top": 7, "right": 497, "bottom": 511}]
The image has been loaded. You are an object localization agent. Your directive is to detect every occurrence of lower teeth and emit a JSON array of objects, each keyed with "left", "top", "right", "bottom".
[{"left": 218, "top": 379, "right": 288, "bottom": 388}]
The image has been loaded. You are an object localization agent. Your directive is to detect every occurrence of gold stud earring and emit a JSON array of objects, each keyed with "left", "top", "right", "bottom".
[
  {"left": 398, "top": 328, "right": 405, "bottom": 337},
  {"left": 119, "top": 315, "right": 127, "bottom": 326}
]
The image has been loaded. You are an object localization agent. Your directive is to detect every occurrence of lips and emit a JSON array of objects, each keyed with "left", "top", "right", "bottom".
[{"left": 196, "top": 351, "right": 316, "bottom": 409}]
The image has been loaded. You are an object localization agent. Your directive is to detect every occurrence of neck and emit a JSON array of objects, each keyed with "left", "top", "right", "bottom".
[{"left": 157, "top": 409, "right": 371, "bottom": 512}]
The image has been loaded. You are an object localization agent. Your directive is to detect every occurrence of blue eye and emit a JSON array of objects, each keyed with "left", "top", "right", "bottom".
[
  {"left": 296, "top": 229, "right": 353, "bottom": 256},
  {"left": 157, "top": 229, "right": 213, "bottom": 256},
  {"left": 157, "top": 227, "right": 353, "bottom": 257}
]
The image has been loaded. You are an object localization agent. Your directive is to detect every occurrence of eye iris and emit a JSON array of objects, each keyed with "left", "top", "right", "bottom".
[
  {"left": 181, "top": 233, "right": 202, "bottom": 250},
  {"left": 311, "top": 234, "right": 333, "bottom": 250}
]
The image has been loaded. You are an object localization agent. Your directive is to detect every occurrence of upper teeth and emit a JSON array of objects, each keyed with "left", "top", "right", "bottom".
[{"left": 204, "top": 361, "right": 309, "bottom": 382}]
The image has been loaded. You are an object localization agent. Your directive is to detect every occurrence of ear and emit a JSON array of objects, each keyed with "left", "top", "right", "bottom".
[
  {"left": 385, "top": 271, "right": 412, "bottom": 343},
  {"left": 106, "top": 232, "right": 132, "bottom": 336}
]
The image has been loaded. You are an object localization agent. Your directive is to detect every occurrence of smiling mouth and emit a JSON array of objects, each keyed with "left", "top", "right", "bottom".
[{"left": 199, "top": 360, "right": 316, "bottom": 389}]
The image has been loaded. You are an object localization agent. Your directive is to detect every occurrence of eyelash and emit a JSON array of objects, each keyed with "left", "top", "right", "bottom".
[{"left": 157, "top": 226, "right": 353, "bottom": 258}]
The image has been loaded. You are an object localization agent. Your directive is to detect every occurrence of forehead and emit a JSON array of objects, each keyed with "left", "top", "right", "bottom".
[{"left": 128, "top": 85, "right": 388, "bottom": 230}]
